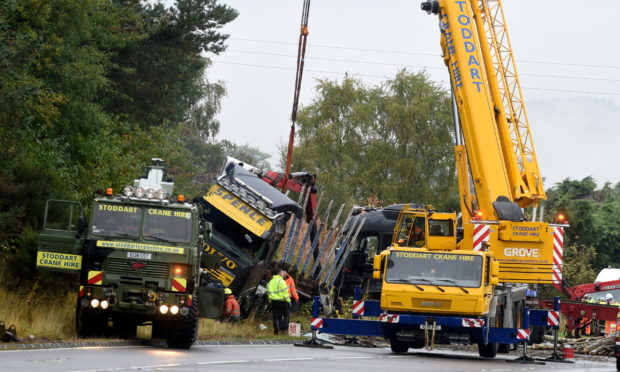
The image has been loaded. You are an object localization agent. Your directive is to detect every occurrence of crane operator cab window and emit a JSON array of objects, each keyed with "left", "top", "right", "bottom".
[{"left": 395, "top": 215, "right": 426, "bottom": 248}]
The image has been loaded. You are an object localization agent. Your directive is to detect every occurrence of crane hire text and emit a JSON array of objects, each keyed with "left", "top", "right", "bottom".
[{"left": 441, "top": 1, "right": 484, "bottom": 92}]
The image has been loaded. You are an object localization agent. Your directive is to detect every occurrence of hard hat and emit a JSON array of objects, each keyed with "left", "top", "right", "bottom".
[
  {"left": 224, "top": 288, "right": 232, "bottom": 295},
  {"left": 605, "top": 293, "right": 613, "bottom": 300}
]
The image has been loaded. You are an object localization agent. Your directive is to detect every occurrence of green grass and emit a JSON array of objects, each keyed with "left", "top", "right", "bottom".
[{"left": 0, "top": 286, "right": 311, "bottom": 342}]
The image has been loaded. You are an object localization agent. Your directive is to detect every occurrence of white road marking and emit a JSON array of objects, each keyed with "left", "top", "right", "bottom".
[
  {"left": 329, "top": 356, "right": 374, "bottom": 359},
  {"left": 196, "top": 360, "right": 249, "bottom": 365},
  {"left": 264, "top": 357, "right": 315, "bottom": 362}
]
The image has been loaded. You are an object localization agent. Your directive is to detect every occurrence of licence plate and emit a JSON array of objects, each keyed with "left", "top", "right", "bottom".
[
  {"left": 419, "top": 324, "right": 441, "bottom": 330},
  {"left": 127, "top": 252, "right": 152, "bottom": 260}
]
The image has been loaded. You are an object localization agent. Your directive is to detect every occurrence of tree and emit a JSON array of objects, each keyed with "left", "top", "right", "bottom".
[
  {"left": 544, "top": 177, "right": 620, "bottom": 274},
  {"left": 291, "top": 70, "right": 458, "bottom": 213},
  {"left": 106, "top": 0, "right": 238, "bottom": 132}
]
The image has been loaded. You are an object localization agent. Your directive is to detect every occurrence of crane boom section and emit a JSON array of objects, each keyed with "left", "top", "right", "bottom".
[
  {"left": 438, "top": 0, "right": 513, "bottom": 219},
  {"left": 473, "top": 0, "right": 545, "bottom": 206}
]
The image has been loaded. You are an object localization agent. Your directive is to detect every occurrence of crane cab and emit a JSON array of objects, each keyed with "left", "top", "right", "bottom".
[{"left": 392, "top": 205, "right": 457, "bottom": 251}]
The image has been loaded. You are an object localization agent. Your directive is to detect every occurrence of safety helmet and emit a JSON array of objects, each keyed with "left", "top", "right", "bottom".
[
  {"left": 605, "top": 293, "right": 613, "bottom": 300},
  {"left": 224, "top": 288, "right": 232, "bottom": 295}
]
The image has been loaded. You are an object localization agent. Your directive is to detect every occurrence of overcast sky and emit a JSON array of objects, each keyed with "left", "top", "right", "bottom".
[{"left": 203, "top": 0, "right": 620, "bottom": 188}]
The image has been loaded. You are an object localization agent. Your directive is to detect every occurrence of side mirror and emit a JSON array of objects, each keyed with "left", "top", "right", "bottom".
[
  {"left": 200, "top": 253, "right": 220, "bottom": 270},
  {"left": 372, "top": 253, "right": 385, "bottom": 280}
]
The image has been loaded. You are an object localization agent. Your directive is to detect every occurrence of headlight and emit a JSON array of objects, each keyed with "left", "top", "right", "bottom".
[
  {"left": 123, "top": 186, "right": 134, "bottom": 197},
  {"left": 135, "top": 187, "right": 145, "bottom": 197},
  {"left": 159, "top": 305, "right": 169, "bottom": 314},
  {"left": 146, "top": 188, "right": 156, "bottom": 199},
  {"left": 100, "top": 300, "right": 109, "bottom": 310},
  {"left": 156, "top": 189, "right": 167, "bottom": 200},
  {"left": 170, "top": 305, "right": 179, "bottom": 315},
  {"left": 90, "top": 299, "right": 100, "bottom": 308},
  {"left": 256, "top": 200, "right": 266, "bottom": 210}
]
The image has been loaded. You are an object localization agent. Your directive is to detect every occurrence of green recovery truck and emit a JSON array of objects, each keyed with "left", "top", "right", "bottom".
[{"left": 36, "top": 159, "right": 223, "bottom": 349}]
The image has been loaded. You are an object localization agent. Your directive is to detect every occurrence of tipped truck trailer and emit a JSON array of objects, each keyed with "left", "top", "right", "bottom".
[{"left": 37, "top": 159, "right": 224, "bottom": 349}]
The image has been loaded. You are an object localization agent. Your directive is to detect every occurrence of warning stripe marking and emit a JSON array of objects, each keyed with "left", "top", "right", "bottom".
[
  {"left": 552, "top": 227, "right": 565, "bottom": 284},
  {"left": 473, "top": 224, "right": 490, "bottom": 251},
  {"left": 87, "top": 271, "right": 103, "bottom": 285},
  {"left": 311, "top": 317, "right": 323, "bottom": 329},
  {"left": 516, "top": 329, "right": 530, "bottom": 340},
  {"left": 547, "top": 310, "right": 560, "bottom": 326},
  {"left": 171, "top": 278, "right": 187, "bottom": 292},
  {"left": 352, "top": 301, "right": 364, "bottom": 316}
]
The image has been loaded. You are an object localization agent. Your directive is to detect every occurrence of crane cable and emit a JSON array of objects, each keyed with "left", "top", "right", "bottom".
[{"left": 283, "top": 0, "right": 311, "bottom": 190}]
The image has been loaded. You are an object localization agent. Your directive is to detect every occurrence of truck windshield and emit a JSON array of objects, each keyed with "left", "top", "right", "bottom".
[
  {"left": 386, "top": 251, "right": 483, "bottom": 288},
  {"left": 91, "top": 204, "right": 193, "bottom": 243},
  {"left": 91, "top": 204, "right": 141, "bottom": 238},
  {"left": 144, "top": 208, "right": 193, "bottom": 243}
]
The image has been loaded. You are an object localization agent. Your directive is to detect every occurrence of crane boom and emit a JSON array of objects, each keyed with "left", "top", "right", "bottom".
[{"left": 422, "top": 0, "right": 566, "bottom": 284}]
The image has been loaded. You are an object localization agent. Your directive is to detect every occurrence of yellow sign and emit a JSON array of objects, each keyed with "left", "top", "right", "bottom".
[
  {"left": 37, "top": 251, "right": 82, "bottom": 270},
  {"left": 206, "top": 267, "right": 235, "bottom": 286},
  {"left": 96, "top": 241, "right": 184, "bottom": 255},
  {"left": 394, "top": 251, "right": 476, "bottom": 262},
  {"left": 204, "top": 184, "right": 273, "bottom": 238}
]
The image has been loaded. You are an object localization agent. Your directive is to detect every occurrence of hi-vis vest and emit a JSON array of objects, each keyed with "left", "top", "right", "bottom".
[{"left": 267, "top": 275, "right": 290, "bottom": 302}]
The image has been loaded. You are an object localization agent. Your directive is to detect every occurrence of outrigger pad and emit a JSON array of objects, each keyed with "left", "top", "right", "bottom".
[
  {"left": 294, "top": 339, "right": 334, "bottom": 349},
  {"left": 506, "top": 355, "right": 545, "bottom": 365}
]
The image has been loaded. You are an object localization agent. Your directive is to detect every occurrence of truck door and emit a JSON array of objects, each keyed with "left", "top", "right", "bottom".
[{"left": 36, "top": 199, "right": 85, "bottom": 272}]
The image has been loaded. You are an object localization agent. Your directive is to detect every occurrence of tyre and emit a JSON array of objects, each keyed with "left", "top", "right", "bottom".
[
  {"left": 113, "top": 315, "right": 137, "bottom": 339},
  {"left": 76, "top": 301, "right": 107, "bottom": 338},
  {"left": 166, "top": 296, "right": 199, "bottom": 349},
  {"left": 478, "top": 342, "right": 498, "bottom": 358},
  {"left": 390, "top": 337, "right": 409, "bottom": 353},
  {"left": 616, "top": 356, "right": 620, "bottom": 371}
]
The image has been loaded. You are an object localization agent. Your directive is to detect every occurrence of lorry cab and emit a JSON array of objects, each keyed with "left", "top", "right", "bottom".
[
  {"left": 197, "top": 157, "right": 302, "bottom": 311},
  {"left": 373, "top": 205, "right": 500, "bottom": 316}
]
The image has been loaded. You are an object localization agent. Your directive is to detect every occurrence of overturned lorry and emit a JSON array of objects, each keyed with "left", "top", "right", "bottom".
[{"left": 196, "top": 157, "right": 304, "bottom": 315}]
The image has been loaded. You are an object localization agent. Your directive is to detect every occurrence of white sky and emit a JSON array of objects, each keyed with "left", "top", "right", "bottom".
[{"left": 203, "top": 0, "right": 620, "bottom": 188}]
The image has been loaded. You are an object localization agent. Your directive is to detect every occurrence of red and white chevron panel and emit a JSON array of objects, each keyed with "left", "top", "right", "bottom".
[
  {"left": 462, "top": 318, "right": 485, "bottom": 327},
  {"left": 352, "top": 300, "right": 365, "bottom": 316},
  {"left": 310, "top": 317, "right": 323, "bottom": 329},
  {"left": 379, "top": 314, "right": 400, "bottom": 323},
  {"left": 547, "top": 310, "right": 560, "bottom": 327},
  {"left": 552, "top": 227, "right": 565, "bottom": 284},
  {"left": 473, "top": 224, "right": 490, "bottom": 251},
  {"left": 516, "top": 329, "right": 530, "bottom": 340}
]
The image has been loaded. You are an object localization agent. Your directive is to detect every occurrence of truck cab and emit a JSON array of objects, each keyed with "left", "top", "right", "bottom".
[{"left": 37, "top": 159, "right": 222, "bottom": 349}]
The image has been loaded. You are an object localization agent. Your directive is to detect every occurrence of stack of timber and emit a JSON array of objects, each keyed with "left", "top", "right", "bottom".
[{"left": 532, "top": 335, "right": 616, "bottom": 356}]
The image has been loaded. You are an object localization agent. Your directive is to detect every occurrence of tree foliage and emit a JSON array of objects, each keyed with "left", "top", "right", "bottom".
[
  {"left": 291, "top": 71, "right": 458, "bottom": 212},
  {"left": 0, "top": 0, "right": 238, "bottom": 285},
  {"left": 544, "top": 177, "right": 620, "bottom": 276}
]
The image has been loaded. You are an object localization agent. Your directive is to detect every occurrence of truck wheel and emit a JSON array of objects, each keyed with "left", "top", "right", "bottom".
[
  {"left": 616, "top": 356, "right": 620, "bottom": 371},
  {"left": 390, "top": 337, "right": 409, "bottom": 353},
  {"left": 478, "top": 342, "right": 498, "bottom": 358},
  {"left": 166, "top": 296, "right": 199, "bottom": 349},
  {"left": 76, "top": 302, "right": 106, "bottom": 338},
  {"left": 113, "top": 316, "right": 137, "bottom": 339}
]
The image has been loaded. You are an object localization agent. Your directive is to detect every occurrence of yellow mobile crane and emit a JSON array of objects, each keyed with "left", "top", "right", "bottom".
[{"left": 302, "top": 0, "right": 567, "bottom": 358}]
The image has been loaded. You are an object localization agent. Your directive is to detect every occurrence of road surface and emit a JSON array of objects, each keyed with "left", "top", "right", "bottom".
[{"left": 0, "top": 343, "right": 614, "bottom": 372}]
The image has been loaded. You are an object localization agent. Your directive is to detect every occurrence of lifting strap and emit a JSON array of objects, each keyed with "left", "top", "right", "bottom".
[{"left": 284, "top": 0, "right": 311, "bottom": 189}]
